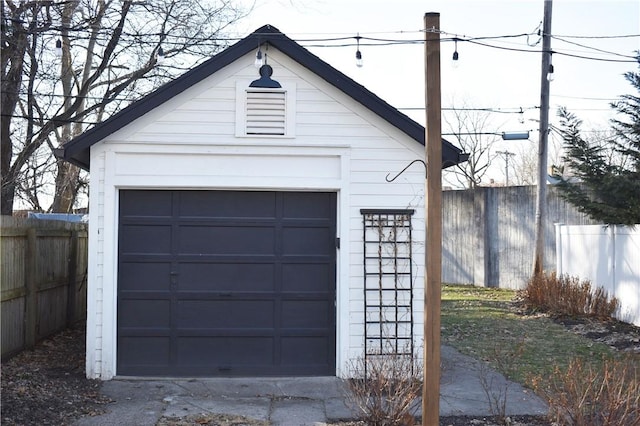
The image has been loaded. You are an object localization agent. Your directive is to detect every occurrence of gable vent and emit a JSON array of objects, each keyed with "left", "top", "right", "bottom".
[{"left": 246, "top": 89, "right": 286, "bottom": 135}]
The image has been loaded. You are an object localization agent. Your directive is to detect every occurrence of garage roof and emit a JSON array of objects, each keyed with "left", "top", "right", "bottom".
[{"left": 57, "top": 25, "right": 468, "bottom": 170}]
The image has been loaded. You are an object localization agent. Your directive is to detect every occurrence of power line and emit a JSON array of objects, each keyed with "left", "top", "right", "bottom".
[
  {"left": 551, "top": 35, "right": 638, "bottom": 59},
  {"left": 0, "top": 113, "right": 100, "bottom": 126},
  {"left": 400, "top": 106, "right": 539, "bottom": 114},
  {"left": 466, "top": 39, "right": 638, "bottom": 63}
]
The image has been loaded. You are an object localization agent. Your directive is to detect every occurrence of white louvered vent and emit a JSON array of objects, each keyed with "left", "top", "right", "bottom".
[{"left": 246, "top": 89, "right": 286, "bottom": 135}]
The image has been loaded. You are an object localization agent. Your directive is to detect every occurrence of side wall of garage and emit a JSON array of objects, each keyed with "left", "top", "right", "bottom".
[{"left": 85, "top": 50, "right": 426, "bottom": 379}]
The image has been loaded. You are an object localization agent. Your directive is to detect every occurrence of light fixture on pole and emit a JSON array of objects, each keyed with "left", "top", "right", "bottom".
[
  {"left": 255, "top": 45, "right": 264, "bottom": 68},
  {"left": 547, "top": 63, "right": 555, "bottom": 81},
  {"left": 355, "top": 34, "right": 363, "bottom": 67},
  {"left": 501, "top": 131, "right": 530, "bottom": 140},
  {"left": 452, "top": 39, "right": 459, "bottom": 62},
  {"left": 55, "top": 38, "right": 62, "bottom": 57}
]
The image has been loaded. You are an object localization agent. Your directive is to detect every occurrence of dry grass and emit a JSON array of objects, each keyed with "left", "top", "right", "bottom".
[
  {"left": 521, "top": 272, "right": 619, "bottom": 320},
  {"left": 344, "top": 353, "right": 422, "bottom": 426},
  {"left": 530, "top": 355, "right": 640, "bottom": 426}
]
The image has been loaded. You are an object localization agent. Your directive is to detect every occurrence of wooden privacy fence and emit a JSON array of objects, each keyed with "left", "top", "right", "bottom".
[
  {"left": 442, "top": 185, "right": 597, "bottom": 289},
  {"left": 1, "top": 216, "right": 88, "bottom": 359}
]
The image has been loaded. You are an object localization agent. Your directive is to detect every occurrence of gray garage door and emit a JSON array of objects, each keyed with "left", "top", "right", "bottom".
[{"left": 117, "top": 190, "right": 336, "bottom": 376}]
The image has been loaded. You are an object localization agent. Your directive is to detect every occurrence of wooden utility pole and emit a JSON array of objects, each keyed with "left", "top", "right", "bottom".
[
  {"left": 533, "top": 0, "right": 553, "bottom": 276},
  {"left": 423, "top": 12, "right": 442, "bottom": 426}
]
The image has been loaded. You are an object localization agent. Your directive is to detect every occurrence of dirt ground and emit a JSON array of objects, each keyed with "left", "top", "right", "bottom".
[{"left": 2, "top": 316, "right": 638, "bottom": 426}]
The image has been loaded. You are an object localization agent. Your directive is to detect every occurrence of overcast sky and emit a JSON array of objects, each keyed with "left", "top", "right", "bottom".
[{"left": 235, "top": 0, "right": 639, "bottom": 184}]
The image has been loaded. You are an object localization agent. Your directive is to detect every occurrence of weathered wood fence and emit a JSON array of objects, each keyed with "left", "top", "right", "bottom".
[
  {"left": 1, "top": 216, "right": 88, "bottom": 359},
  {"left": 442, "top": 185, "right": 597, "bottom": 289}
]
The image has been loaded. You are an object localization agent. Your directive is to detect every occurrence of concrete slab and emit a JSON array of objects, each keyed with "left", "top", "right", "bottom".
[
  {"left": 270, "top": 398, "right": 327, "bottom": 425},
  {"left": 72, "top": 345, "right": 548, "bottom": 425},
  {"left": 163, "top": 396, "right": 271, "bottom": 421}
]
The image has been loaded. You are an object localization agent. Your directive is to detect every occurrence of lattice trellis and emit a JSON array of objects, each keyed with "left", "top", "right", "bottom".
[{"left": 361, "top": 209, "right": 414, "bottom": 358}]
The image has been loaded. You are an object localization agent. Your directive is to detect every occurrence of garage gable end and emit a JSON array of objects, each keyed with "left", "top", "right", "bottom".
[{"left": 57, "top": 25, "right": 467, "bottom": 170}]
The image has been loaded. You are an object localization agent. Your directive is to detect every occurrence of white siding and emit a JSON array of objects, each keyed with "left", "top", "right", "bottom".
[{"left": 87, "top": 48, "right": 426, "bottom": 379}]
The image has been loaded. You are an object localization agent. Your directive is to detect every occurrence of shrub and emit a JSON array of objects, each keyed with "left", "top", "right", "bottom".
[
  {"left": 522, "top": 272, "right": 619, "bottom": 319},
  {"left": 344, "top": 353, "right": 422, "bottom": 426},
  {"left": 530, "top": 356, "right": 640, "bottom": 425}
]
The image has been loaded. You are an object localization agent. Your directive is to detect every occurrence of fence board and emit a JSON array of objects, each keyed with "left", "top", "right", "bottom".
[
  {"left": 1, "top": 298, "right": 25, "bottom": 357},
  {"left": 1, "top": 216, "right": 88, "bottom": 359}
]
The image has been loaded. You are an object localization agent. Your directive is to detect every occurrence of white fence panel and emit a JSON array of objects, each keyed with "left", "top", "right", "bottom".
[{"left": 556, "top": 224, "right": 640, "bottom": 326}]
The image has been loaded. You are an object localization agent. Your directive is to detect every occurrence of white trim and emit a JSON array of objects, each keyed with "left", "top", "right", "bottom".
[
  {"left": 335, "top": 152, "right": 351, "bottom": 377},
  {"left": 98, "top": 148, "right": 350, "bottom": 379},
  {"left": 85, "top": 153, "right": 102, "bottom": 379},
  {"left": 102, "top": 150, "right": 118, "bottom": 379}
]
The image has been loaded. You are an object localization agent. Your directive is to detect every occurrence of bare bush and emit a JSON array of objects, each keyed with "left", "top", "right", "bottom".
[
  {"left": 530, "top": 356, "right": 640, "bottom": 425},
  {"left": 344, "top": 353, "right": 422, "bottom": 426},
  {"left": 522, "top": 272, "right": 619, "bottom": 319}
]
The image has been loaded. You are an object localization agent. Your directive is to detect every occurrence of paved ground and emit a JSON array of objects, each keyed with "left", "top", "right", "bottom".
[{"left": 74, "top": 345, "right": 547, "bottom": 425}]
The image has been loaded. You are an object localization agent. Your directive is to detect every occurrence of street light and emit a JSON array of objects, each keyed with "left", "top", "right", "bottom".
[{"left": 501, "top": 131, "right": 530, "bottom": 141}]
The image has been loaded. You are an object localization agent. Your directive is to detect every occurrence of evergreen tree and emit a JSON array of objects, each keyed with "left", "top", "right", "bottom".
[{"left": 556, "top": 58, "right": 640, "bottom": 225}]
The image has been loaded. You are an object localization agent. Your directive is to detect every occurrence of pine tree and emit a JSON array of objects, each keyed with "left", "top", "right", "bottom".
[{"left": 556, "top": 59, "right": 640, "bottom": 225}]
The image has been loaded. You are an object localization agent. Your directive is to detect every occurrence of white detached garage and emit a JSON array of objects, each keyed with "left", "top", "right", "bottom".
[{"left": 58, "top": 25, "right": 467, "bottom": 379}]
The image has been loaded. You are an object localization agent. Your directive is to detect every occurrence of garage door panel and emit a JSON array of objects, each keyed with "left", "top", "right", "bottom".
[
  {"left": 177, "top": 337, "right": 274, "bottom": 365},
  {"left": 281, "top": 337, "right": 331, "bottom": 365},
  {"left": 120, "top": 225, "right": 172, "bottom": 254},
  {"left": 178, "top": 226, "right": 275, "bottom": 255},
  {"left": 120, "top": 191, "right": 173, "bottom": 217},
  {"left": 179, "top": 263, "right": 275, "bottom": 292},
  {"left": 118, "top": 337, "right": 170, "bottom": 366},
  {"left": 119, "top": 262, "right": 172, "bottom": 292},
  {"left": 179, "top": 191, "right": 277, "bottom": 218},
  {"left": 282, "top": 264, "right": 331, "bottom": 292},
  {"left": 119, "top": 300, "right": 171, "bottom": 328},
  {"left": 282, "top": 192, "right": 335, "bottom": 219},
  {"left": 282, "top": 227, "right": 332, "bottom": 255},
  {"left": 176, "top": 300, "right": 275, "bottom": 328},
  {"left": 282, "top": 300, "right": 331, "bottom": 327}
]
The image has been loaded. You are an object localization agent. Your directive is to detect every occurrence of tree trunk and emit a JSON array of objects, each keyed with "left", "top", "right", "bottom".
[
  {"left": 1, "top": 2, "right": 29, "bottom": 215},
  {"left": 50, "top": 161, "right": 80, "bottom": 213}
]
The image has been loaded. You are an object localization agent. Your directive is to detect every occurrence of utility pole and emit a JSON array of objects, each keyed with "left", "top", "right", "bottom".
[
  {"left": 533, "top": 0, "right": 553, "bottom": 276},
  {"left": 496, "top": 150, "right": 515, "bottom": 186},
  {"left": 423, "top": 12, "right": 442, "bottom": 426}
]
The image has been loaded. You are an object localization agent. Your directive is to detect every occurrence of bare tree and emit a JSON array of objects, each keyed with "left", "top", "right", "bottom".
[
  {"left": 511, "top": 143, "right": 537, "bottom": 186},
  {"left": 2, "top": 0, "right": 248, "bottom": 214},
  {"left": 442, "top": 105, "right": 501, "bottom": 189}
]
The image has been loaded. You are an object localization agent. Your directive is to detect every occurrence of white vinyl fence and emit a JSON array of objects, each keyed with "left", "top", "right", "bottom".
[{"left": 556, "top": 224, "right": 640, "bottom": 326}]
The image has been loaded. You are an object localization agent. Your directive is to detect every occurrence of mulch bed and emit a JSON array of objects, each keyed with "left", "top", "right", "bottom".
[{"left": 1, "top": 322, "right": 111, "bottom": 425}]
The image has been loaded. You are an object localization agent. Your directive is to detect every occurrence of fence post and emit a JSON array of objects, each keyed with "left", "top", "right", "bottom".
[
  {"left": 555, "top": 223, "right": 564, "bottom": 275},
  {"left": 473, "top": 188, "right": 488, "bottom": 287},
  {"left": 67, "top": 229, "right": 79, "bottom": 326},
  {"left": 24, "top": 227, "right": 37, "bottom": 348}
]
